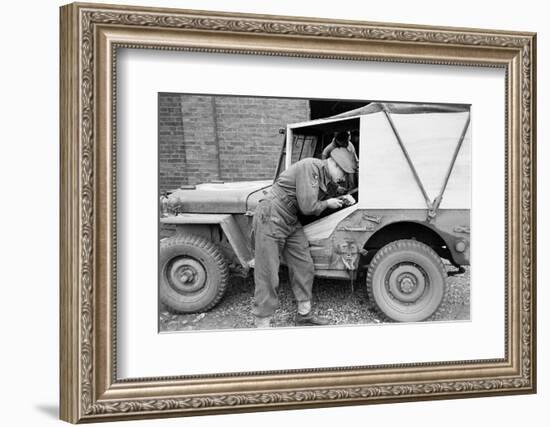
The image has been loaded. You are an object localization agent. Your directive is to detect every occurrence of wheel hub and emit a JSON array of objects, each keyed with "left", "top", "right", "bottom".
[
  {"left": 179, "top": 268, "right": 195, "bottom": 283},
  {"left": 167, "top": 257, "right": 207, "bottom": 294},
  {"left": 386, "top": 263, "right": 427, "bottom": 303},
  {"left": 398, "top": 274, "right": 417, "bottom": 293}
]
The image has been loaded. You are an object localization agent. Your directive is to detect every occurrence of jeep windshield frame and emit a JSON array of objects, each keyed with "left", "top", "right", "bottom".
[{"left": 273, "top": 116, "right": 360, "bottom": 179}]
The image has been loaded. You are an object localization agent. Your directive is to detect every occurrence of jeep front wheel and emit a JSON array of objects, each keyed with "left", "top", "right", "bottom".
[
  {"left": 366, "top": 239, "right": 446, "bottom": 322},
  {"left": 160, "top": 234, "right": 228, "bottom": 313}
]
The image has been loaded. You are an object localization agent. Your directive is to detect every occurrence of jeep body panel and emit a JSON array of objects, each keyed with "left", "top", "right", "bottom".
[
  {"left": 164, "top": 180, "right": 271, "bottom": 214},
  {"left": 305, "top": 208, "right": 470, "bottom": 277}
]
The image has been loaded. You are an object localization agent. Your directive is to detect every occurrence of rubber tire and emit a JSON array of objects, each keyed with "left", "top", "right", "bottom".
[
  {"left": 160, "top": 234, "right": 228, "bottom": 313},
  {"left": 366, "top": 239, "right": 447, "bottom": 322}
]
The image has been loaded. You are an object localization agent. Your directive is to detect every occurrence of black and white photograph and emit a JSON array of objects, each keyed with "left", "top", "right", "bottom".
[{"left": 158, "top": 94, "right": 472, "bottom": 332}]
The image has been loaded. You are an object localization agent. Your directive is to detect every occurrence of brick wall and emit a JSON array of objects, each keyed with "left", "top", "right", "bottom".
[
  {"left": 159, "top": 94, "right": 310, "bottom": 192},
  {"left": 158, "top": 94, "right": 187, "bottom": 191}
]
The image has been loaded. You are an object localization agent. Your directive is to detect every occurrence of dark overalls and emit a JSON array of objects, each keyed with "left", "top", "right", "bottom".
[{"left": 252, "top": 158, "right": 330, "bottom": 318}]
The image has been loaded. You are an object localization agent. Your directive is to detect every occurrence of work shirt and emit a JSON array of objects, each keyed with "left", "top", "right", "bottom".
[{"left": 271, "top": 158, "right": 330, "bottom": 217}]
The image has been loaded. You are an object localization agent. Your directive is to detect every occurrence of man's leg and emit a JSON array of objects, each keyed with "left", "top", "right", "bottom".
[
  {"left": 284, "top": 227, "right": 329, "bottom": 326},
  {"left": 284, "top": 226, "right": 314, "bottom": 307},
  {"left": 252, "top": 206, "right": 284, "bottom": 325}
]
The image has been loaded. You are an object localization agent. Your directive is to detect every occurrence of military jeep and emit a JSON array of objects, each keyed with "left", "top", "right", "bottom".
[{"left": 159, "top": 102, "right": 471, "bottom": 322}]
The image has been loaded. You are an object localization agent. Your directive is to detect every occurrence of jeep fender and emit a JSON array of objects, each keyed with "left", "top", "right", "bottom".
[
  {"left": 305, "top": 208, "right": 469, "bottom": 273},
  {"left": 160, "top": 214, "right": 253, "bottom": 268}
]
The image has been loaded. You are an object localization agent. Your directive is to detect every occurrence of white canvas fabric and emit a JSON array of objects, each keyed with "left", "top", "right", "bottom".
[{"left": 358, "top": 111, "right": 471, "bottom": 209}]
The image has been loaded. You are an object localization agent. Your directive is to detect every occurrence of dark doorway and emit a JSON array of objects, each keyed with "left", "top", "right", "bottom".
[{"left": 309, "top": 99, "right": 370, "bottom": 120}]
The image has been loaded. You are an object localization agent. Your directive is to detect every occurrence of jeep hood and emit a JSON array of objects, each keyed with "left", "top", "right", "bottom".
[{"left": 165, "top": 180, "right": 272, "bottom": 214}]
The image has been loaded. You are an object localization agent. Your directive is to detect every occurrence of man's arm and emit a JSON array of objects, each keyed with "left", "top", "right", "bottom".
[
  {"left": 295, "top": 163, "right": 345, "bottom": 215},
  {"left": 295, "top": 163, "right": 328, "bottom": 216},
  {"left": 321, "top": 141, "right": 336, "bottom": 160}
]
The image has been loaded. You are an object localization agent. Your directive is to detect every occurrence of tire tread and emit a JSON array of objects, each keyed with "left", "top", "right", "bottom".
[
  {"left": 160, "top": 234, "right": 229, "bottom": 313},
  {"left": 366, "top": 239, "right": 447, "bottom": 322}
]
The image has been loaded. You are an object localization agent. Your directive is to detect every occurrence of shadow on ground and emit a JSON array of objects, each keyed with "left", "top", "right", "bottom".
[{"left": 35, "top": 404, "right": 58, "bottom": 419}]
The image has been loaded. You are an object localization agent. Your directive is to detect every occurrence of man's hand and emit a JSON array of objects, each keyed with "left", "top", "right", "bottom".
[
  {"left": 338, "top": 194, "right": 356, "bottom": 207},
  {"left": 326, "top": 198, "right": 344, "bottom": 210}
]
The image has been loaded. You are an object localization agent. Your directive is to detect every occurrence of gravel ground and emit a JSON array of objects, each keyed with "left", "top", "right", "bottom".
[{"left": 159, "top": 262, "right": 470, "bottom": 332}]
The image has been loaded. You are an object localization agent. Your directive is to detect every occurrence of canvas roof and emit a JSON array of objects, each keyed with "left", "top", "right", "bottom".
[
  {"left": 289, "top": 102, "right": 470, "bottom": 130},
  {"left": 329, "top": 102, "right": 470, "bottom": 119}
]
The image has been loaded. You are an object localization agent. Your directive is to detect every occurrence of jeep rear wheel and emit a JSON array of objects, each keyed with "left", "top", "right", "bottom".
[
  {"left": 160, "top": 234, "right": 228, "bottom": 313},
  {"left": 366, "top": 239, "right": 446, "bottom": 322}
]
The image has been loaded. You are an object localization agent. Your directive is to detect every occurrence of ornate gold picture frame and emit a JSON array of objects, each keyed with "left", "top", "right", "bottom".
[{"left": 60, "top": 2, "right": 536, "bottom": 423}]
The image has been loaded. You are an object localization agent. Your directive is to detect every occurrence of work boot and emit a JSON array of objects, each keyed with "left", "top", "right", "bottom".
[
  {"left": 254, "top": 316, "right": 272, "bottom": 328},
  {"left": 295, "top": 312, "right": 330, "bottom": 326}
]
